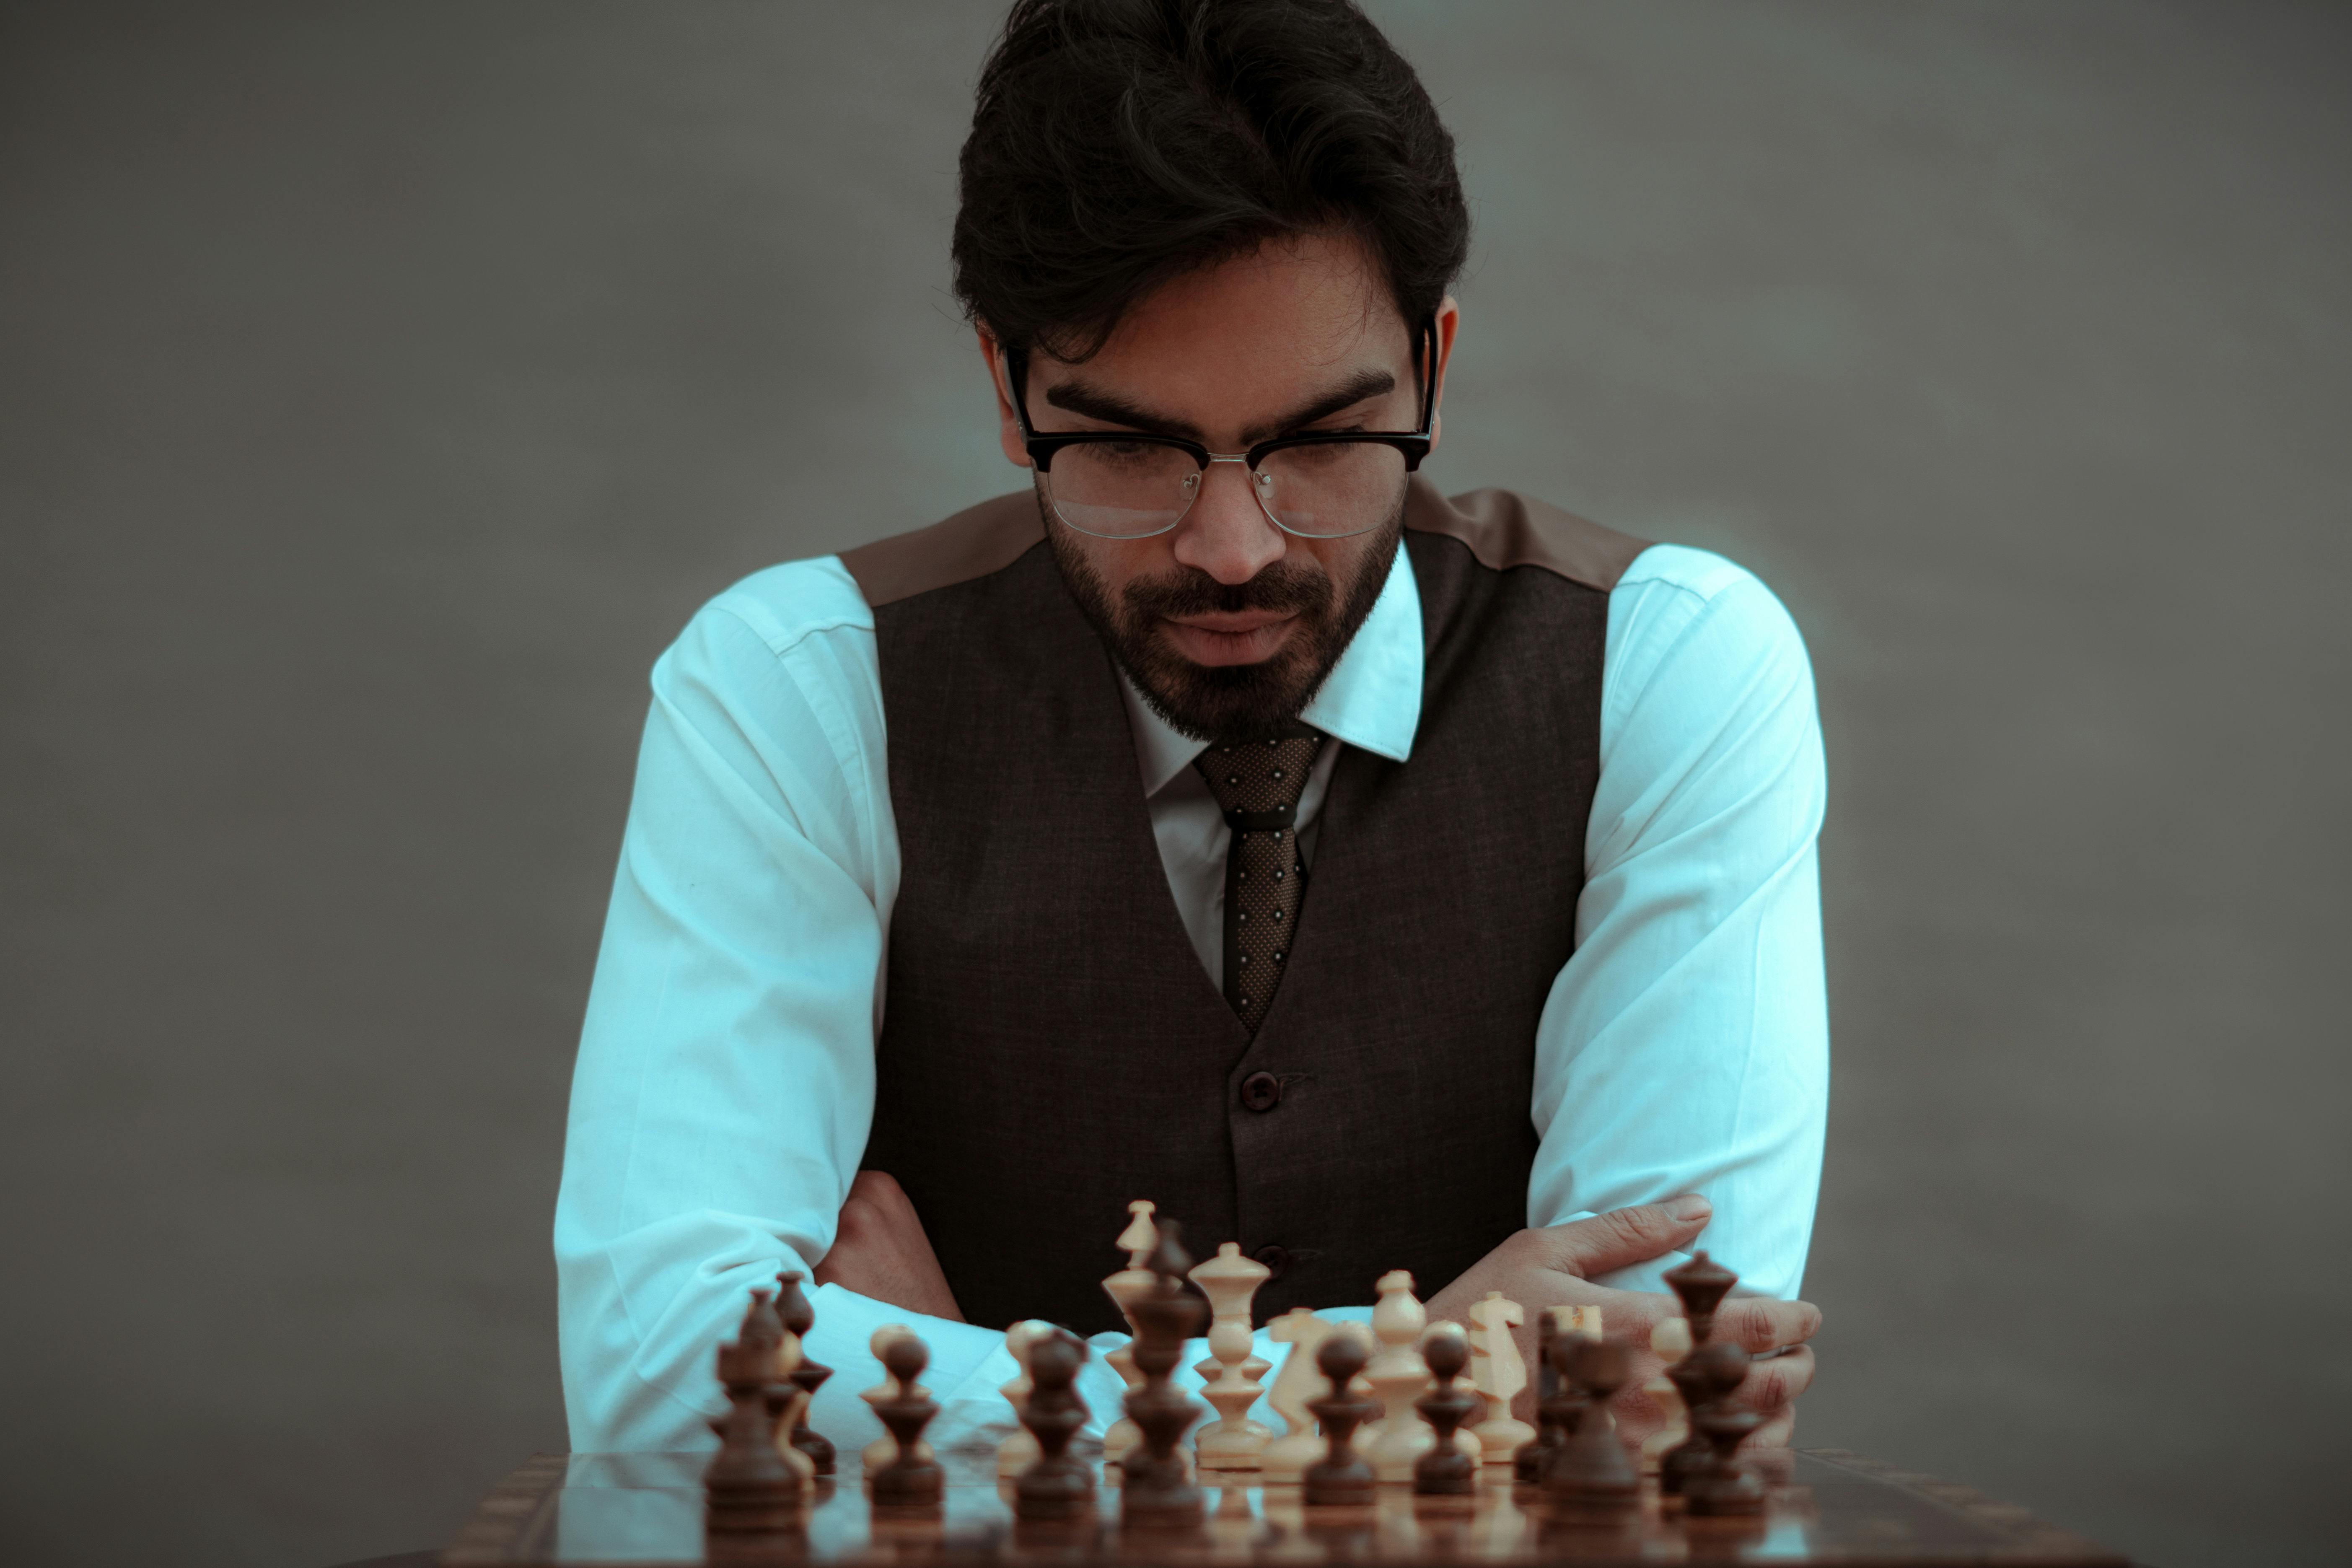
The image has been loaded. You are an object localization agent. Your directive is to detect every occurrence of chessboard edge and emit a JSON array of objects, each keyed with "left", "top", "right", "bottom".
[
  {"left": 441, "top": 1452, "right": 570, "bottom": 1566},
  {"left": 1799, "top": 1449, "right": 2134, "bottom": 1566}
]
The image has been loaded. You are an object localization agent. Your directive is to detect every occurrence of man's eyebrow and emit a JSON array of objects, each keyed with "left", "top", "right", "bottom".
[{"left": 1041, "top": 367, "right": 1399, "bottom": 446}]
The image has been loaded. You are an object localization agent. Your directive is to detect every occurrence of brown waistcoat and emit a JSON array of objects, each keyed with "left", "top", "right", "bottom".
[{"left": 841, "top": 478, "right": 1645, "bottom": 1333}]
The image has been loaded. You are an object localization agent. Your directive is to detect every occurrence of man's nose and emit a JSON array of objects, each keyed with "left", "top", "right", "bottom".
[{"left": 1170, "top": 459, "right": 1285, "bottom": 584}]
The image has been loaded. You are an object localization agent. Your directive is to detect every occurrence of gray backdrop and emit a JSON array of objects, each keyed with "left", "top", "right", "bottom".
[{"left": 3, "top": 3, "right": 2346, "bottom": 1565}]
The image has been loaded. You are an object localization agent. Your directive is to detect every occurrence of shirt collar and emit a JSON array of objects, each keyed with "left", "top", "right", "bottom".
[{"left": 1120, "top": 542, "right": 1424, "bottom": 796}]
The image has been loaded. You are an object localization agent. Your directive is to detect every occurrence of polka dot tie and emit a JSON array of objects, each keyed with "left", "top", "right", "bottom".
[{"left": 1193, "top": 725, "right": 1326, "bottom": 1031}]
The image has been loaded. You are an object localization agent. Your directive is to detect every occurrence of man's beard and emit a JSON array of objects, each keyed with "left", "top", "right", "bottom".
[{"left": 1044, "top": 485, "right": 1404, "bottom": 742}]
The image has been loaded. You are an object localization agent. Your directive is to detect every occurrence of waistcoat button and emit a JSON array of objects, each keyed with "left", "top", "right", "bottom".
[
  {"left": 1252, "top": 1244, "right": 1290, "bottom": 1278},
  {"left": 1239, "top": 1071, "right": 1282, "bottom": 1112}
]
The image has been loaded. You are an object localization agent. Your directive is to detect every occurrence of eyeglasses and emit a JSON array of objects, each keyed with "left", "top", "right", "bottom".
[{"left": 1002, "top": 319, "right": 1436, "bottom": 540}]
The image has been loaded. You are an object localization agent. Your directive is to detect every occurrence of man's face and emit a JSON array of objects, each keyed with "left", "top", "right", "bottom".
[{"left": 984, "top": 232, "right": 1456, "bottom": 740}]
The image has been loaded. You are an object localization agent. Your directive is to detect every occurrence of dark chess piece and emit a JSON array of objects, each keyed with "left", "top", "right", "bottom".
[
  {"left": 868, "top": 1333, "right": 944, "bottom": 1506},
  {"left": 705, "top": 1330, "right": 805, "bottom": 1533},
  {"left": 1513, "top": 1314, "right": 1566, "bottom": 1484},
  {"left": 1302, "top": 1328, "right": 1380, "bottom": 1506},
  {"left": 1412, "top": 1324, "right": 1481, "bottom": 1496},
  {"left": 1519, "top": 1327, "right": 1590, "bottom": 1488},
  {"left": 1120, "top": 1221, "right": 1210, "bottom": 1526},
  {"left": 1679, "top": 1341, "right": 1766, "bottom": 1517},
  {"left": 1542, "top": 1337, "right": 1639, "bottom": 1511},
  {"left": 1013, "top": 1330, "right": 1095, "bottom": 1520},
  {"left": 1660, "top": 1250, "right": 1740, "bottom": 1497},
  {"left": 1666, "top": 1339, "right": 1752, "bottom": 1504},
  {"left": 772, "top": 1270, "right": 835, "bottom": 1475},
  {"left": 1662, "top": 1251, "right": 1738, "bottom": 1346}
]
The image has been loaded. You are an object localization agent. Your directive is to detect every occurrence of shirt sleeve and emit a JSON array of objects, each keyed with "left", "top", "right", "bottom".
[
  {"left": 554, "top": 557, "right": 1003, "bottom": 1454},
  {"left": 1526, "top": 545, "right": 1830, "bottom": 1301}
]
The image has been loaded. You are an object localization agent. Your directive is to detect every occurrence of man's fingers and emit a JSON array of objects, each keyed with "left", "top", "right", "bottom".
[
  {"left": 1737, "top": 1345, "right": 1813, "bottom": 1412},
  {"left": 1749, "top": 1406, "right": 1797, "bottom": 1449},
  {"left": 1715, "top": 1295, "right": 1821, "bottom": 1353},
  {"left": 1536, "top": 1196, "right": 1712, "bottom": 1279}
]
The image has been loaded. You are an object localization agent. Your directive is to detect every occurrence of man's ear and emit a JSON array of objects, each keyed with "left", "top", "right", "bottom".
[
  {"left": 1426, "top": 295, "right": 1461, "bottom": 452},
  {"left": 977, "top": 325, "right": 1032, "bottom": 469}
]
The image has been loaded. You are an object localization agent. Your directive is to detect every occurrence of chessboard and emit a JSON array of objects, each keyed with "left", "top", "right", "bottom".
[{"left": 439, "top": 1447, "right": 2133, "bottom": 1566}]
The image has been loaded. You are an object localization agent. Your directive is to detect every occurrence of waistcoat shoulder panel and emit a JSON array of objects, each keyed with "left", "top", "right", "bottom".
[
  {"left": 1404, "top": 477, "right": 1650, "bottom": 593},
  {"left": 839, "top": 489, "right": 1042, "bottom": 608}
]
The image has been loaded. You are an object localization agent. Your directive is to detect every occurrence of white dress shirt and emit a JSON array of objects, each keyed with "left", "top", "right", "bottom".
[{"left": 555, "top": 533, "right": 1828, "bottom": 1457}]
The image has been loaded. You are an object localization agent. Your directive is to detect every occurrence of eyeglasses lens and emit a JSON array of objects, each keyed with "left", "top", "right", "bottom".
[{"left": 1045, "top": 441, "right": 1405, "bottom": 539}]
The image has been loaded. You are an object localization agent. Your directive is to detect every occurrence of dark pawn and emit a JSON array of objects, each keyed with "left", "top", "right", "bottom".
[
  {"left": 772, "top": 1270, "right": 835, "bottom": 1475},
  {"left": 1681, "top": 1341, "right": 1767, "bottom": 1516},
  {"left": 706, "top": 1332, "right": 804, "bottom": 1533},
  {"left": 868, "top": 1334, "right": 944, "bottom": 1506},
  {"left": 1666, "top": 1339, "right": 1752, "bottom": 1502},
  {"left": 1412, "top": 1324, "right": 1481, "bottom": 1496},
  {"left": 1543, "top": 1337, "right": 1639, "bottom": 1511},
  {"left": 1013, "top": 1331, "right": 1095, "bottom": 1521},
  {"left": 1521, "top": 1328, "right": 1590, "bottom": 1488},
  {"left": 1660, "top": 1250, "right": 1740, "bottom": 1497},
  {"left": 1121, "top": 1220, "right": 1210, "bottom": 1526},
  {"left": 1514, "top": 1317, "right": 1567, "bottom": 1484},
  {"left": 1662, "top": 1251, "right": 1738, "bottom": 1346},
  {"left": 1303, "top": 1330, "right": 1380, "bottom": 1507}
]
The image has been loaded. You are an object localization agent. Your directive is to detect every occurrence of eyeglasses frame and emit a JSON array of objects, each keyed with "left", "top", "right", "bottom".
[{"left": 1000, "top": 316, "right": 1438, "bottom": 540}]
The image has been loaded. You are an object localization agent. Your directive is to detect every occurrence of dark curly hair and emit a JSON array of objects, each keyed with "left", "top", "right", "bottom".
[{"left": 951, "top": 0, "right": 1470, "bottom": 363}]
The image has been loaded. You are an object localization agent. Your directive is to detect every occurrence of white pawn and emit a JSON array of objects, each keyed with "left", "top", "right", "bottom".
[
  {"left": 1259, "top": 1307, "right": 1341, "bottom": 1484},
  {"left": 769, "top": 1326, "right": 819, "bottom": 1484},
  {"left": 1466, "top": 1290, "right": 1536, "bottom": 1464},
  {"left": 1639, "top": 1315, "right": 1693, "bottom": 1473},
  {"left": 1363, "top": 1270, "right": 1438, "bottom": 1483},
  {"left": 1189, "top": 1242, "right": 1274, "bottom": 1470},
  {"left": 858, "top": 1324, "right": 933, "bottom": 1473},
  {"left": 994, "top": 1319, "right": 1057, "bottom": 1478}
]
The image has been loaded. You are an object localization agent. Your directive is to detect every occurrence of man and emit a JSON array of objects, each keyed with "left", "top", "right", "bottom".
[{"left": 557, "top": 0, "right": 1825, "bottom": 1456}]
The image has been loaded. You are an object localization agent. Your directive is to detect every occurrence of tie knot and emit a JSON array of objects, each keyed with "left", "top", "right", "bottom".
[{"left": 1194, "top": 729, "right": 1325, "bottom": 820}]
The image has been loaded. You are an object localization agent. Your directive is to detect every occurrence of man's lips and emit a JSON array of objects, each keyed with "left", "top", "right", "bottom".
[{"left": 1158, "top": 612, "right": 1300, "bottom": 666}]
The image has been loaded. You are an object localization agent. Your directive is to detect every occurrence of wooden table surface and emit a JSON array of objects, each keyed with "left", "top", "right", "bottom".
[{"left": 440, "top": 1449, "right": 2132, "bottom": 1567}]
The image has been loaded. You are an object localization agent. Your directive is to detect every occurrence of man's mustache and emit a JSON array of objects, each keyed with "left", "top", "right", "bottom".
[{"left": 1122, "top": 561, "right": 1331, "bottom": 620}]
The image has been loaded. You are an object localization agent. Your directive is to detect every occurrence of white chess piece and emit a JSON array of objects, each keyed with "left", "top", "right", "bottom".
[
  {"left": 1189, "top": 1242, "right": 1274, "bottom": 1470},
  {"left": 1639, "top": 1315, "right": 1693, "bottom": 1473},
  {"left": 858, "top": 1324, "right": 932, "bottom": 1473},
  {"left": 995, "top": 1319, "right": 1057, "bottom": 1478},
  {"left": 1258, "top": 1307, "right": 1338, "bottom": 1484},
  {"left": 1100, "top": 1200, "right": 1191, "bottom": 1483},
  {"left": 1467, "top": 1290, "right": 1536, "bottom": 1463},
  {"left": 1363, "top": 1270, "right": 1438, "bottom": 1483},
  {"left": 768, "top": 1327, "right": 818, "bottom": 1483}
]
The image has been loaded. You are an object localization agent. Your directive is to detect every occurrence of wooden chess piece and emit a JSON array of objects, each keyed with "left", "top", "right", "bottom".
[
  {"left": 995, "top": 1320, "right": 1056, "bottom": 1478},
  {"left": 1260, "top": 1307, "right": 1339, "bottom": 1483},
  {"left": 1189, "top": 1242, "right": 1274, "bottom": 1470},
  {"left": 1411, "top": 1324, "right": 1481, "bottom": 1496},
  {"left": 1099, "top": 1200, "right": 1160, "bottom": 1476},
  {"left": 1660, "top": 1251, "right": 1739, "bottom": 1498},
  {"left": 1363, "top": 1270, "right": 1437, "bottom": 1483},
  {"left": 1512, "top": 1308, "right": 1590, "bottom": 1485},
  {"left": 1120, "top": 1221, "right": 1211, "bottom": 1525},
  {"left": 705, "top": 1331, "right": 804, "bottom": 1533},
  {"left": 1639, "top": 1316, "right": 1693, "bottom": 1475},
  {"left": 1013, "top": 1330, "right": 1096, "bottom": 1521},
  {"left": 1542, "top": 1337, "right": 1638, "bottom": 1511},
  {"left": 772, "top": 1271, "right": 834, "bottom": 1476},
  {"left": 1677, "top": 1341, "right": 1765, "bottom": 1516},
  {"left": 1662, "top": 1251, "right": 1737, "bottom": 1346},
  {"left": 868, "top": 1334, "right": 944, "bottom": 1506},
  {"left": 1302, "top": 1326, "right": 1379, "bottom": 1506},
  {"left": 858, "top": 1325, "right": 933, "bottom": 1473},
  {"left": 1467, "top": 1291, "right": 1535, "bottom": 1464}
]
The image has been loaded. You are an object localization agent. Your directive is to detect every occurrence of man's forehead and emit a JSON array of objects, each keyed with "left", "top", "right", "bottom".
[{"left": 1027, "top": 234, "right": 1415, "bottom": 438}]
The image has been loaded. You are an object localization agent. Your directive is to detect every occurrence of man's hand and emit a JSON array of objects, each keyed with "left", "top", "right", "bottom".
[
  {"left": 812, "top": 1169, "right": 966, "bottom": 1323},
  {"left": 1424, "top": 1197, "right": 1820, "bottom": 1449}
]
